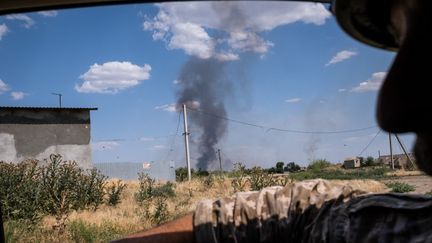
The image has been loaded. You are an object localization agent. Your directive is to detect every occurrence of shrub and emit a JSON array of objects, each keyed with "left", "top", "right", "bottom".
[
  {"left": 362, "top": 156, "right": 376, "bottom": 167},
  {"left": 106, "top": 180, "right": 127, "bottom": 206},
  {"left": 308, "top": 159, "right": 332, "bottom": 171},
  {"left": 248, "top": 166, "right": 275, "bottom": 191},
  {"left": 39, "top": 154, "right": 107, "bottom": 230},
  {"left": 0, "top": 160, "right": 44, "bottom": 224},
  {"left": 151, "top": 197, "right": 169, "bottom": 225},
  {"left": 135, "top": 173, "right": 156, "bottom": 203},
  {"left": 231, "top": 163, "right": 248, "bottom": 192},
  {"left": 284, "top": 162, "right": 301, "bottom": 173},
  {"left": 1, "top": 154, "right": 109, "bottom": 232},
  {"left": 386, "top": 182, "right": 415, "bottom": 193},
  {"left": 175, "top": 167, "right": 189, "bottom": 182},
  {"left": 135, "top": 173, "right": 175, "bottom": 226}
]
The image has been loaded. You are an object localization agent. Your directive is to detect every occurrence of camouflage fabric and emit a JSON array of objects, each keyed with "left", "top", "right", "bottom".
[{"left": 193, "top": 179, "right": 432, "bottom": 243}]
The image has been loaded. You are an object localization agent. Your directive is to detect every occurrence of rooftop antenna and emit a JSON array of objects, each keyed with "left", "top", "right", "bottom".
[{"left": 51, "top": 93, "right": 62, "bottom": 108}]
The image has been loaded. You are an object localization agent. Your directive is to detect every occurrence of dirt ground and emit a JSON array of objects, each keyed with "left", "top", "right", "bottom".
[{"left": 384, "top": 175, "right": 432, "bottom": 194}]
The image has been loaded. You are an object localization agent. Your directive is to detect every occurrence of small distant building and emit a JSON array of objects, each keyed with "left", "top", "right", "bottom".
[
  {"left": 379, "top": 153, "right": 416, "bottom": 169},
  {"left": 0, "top": 106, "right": 97, "bottom": 168},
  {"left": 343, "top": 156, "right": 361, "bottom": 169}
]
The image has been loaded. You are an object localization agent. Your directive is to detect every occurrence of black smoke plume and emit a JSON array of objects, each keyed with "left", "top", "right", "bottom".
[{"left": 176, "top": 58, "right": 231, "bottom": 169}]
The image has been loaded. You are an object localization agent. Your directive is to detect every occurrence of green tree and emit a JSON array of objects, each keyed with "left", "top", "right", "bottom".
[
  {"left": 362, "top": 156, "right": 375, "bottom": 167},
  {"left": 275, "top": 162, "right": 285, "bottom": 173},
  {"left": 175, "top": 167, "right": 195, "bottom": 182},
  {"left": 284, "top": 162, "right": 301, "bottom": 173}
]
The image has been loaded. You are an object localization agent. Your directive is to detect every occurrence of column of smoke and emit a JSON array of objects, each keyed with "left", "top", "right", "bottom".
[
  {"left": 175, "top": 3, "right": 246, "bottom": 170},
  {"left": 176, "top": 58, "right": 231, "bottom": 170}
]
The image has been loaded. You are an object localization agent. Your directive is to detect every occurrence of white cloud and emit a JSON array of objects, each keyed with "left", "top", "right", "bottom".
[
  {"left": 173, "top": 79, "right": 181, "bottom": 85},
  {"left": 6, "top": 14, "right": 35, "bottom": 28},
  {"left": 285, "top": 98, "right": 302, "bottom": 103},
  {"left": 351, "top": 72, "right": 387, "bottom": 92},
  {"left": 0, "top": 24, "right": 8, "bottom": 40},
  {"left": 168, "top": 22, "right": 214, "bottom": 59},
  {"left": 144, "top": 2, "right": 330, "bottom": 60},
  {"left": 215, "top": 52, "right": 239, "bottom": 61},
  {"left": 11, "top": 91, "right": 26, "bottom": 100},
  {"left": 75, "top": 61, "right": 151, "bottom": 93},
  {"left": 338, "top": 88, "right": 346, "bottom": 92},
  {"left": 326, "top": 50, "right": 357, "bottom": 66},
  {"left": 92, "top": 141, "right": 119, "bottom": 151},
  {"left": 0, "top": 79, "right": 9, "bottom": 93},
  {"left": 38, "top": 11, "right": 58, "bottom": 17},
  {"left": 154, "top": 103, "right": 177, "bottom": 112}
]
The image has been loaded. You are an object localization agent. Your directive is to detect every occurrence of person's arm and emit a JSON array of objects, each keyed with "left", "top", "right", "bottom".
[{"left": 112, "top": 213, "right": 194, "bottom": 243}]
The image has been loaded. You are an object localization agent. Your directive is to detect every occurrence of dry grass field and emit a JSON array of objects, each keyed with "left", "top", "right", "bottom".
[{"left": 4, "top": 176, "right": 398, "bottom": 242}]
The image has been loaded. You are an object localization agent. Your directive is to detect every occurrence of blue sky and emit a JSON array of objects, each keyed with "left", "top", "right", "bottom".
[{"left": 0, "top": 2, "right": 415, "bottom": 169}]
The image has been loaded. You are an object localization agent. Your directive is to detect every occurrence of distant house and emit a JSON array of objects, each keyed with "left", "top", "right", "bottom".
[
  {"left": 343, "top": 157, "right": 361, "bottom": 169},
  {"left": 379, "top": 153, "right": 416, "bottom": 169},
  {"left": 0, "top": 106, "right": 97, "bottom": 168}
]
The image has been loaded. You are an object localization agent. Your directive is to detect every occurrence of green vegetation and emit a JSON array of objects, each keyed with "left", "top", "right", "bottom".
[
  {"left": 275, "top": 161, "right": 284, "bottom": 173},
  {"left": 386, "top": 182, "right": 415, "bottom": 193},
  {"left": 175, "top": 167, "right": 212, "bottom": 182},
  {"left": 249, "top": 166, "right": 276, "bottom": 191},
  {"left": 290, "top": 166, "right": 391, "bottom": 181},
  {"left": 284, "top": 162, "right": 301, "bottom": 173},
  {"left": 134, "top": 173, "right": 176, "bottom": 225},
  {"left": 106, "top": 180, "right": 127, "bottom": 206},
  {"left": 361, "top": 156, "right": 376, "bottom": 167},
  {"left": 68, "top": 220, "right": 124, "bottom": 243},
  {"left": 230, "top": 162, "right": 248, "bottom": 192},
  {"left": 308, "top": 159, "right": 332, "bottom": 171},
  {"left": 0, "top": 155, "right": 405, "bottom": 242},
  {"left": 0, "top": 154, "right": 126, "bottom": 230}
]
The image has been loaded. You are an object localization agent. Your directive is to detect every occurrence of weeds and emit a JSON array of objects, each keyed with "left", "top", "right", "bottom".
[
  {"left": 1, "top": 154, "right": 107, "bottom": 231},
  {"left": 248, "top": 166, "right": 275, "bottom": 191},
  {"left": 106, "top": 180, "right": 127, "bottom": 206},
  {"left": 68, "top": 220, "right": 124, "bottom": 243},
  {"left": 39, "top": 154, "right": 107, "bottom": 230},
  {"left": 135, "top": 173, "right": 175, "bottom": 226},
  {"left": 0, "top": 160, "right": 44, "bottom": 224},
  {"left": 386, "top": 182, "right": 415, "bottom": 193},
  {"left": 231, "top": 163, "right": 248, "bottom": 192}
]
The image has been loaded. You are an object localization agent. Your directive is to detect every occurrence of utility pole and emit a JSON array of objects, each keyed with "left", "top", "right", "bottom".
[
  {"left": 389, "top": 133, "right": 394, "bottom": 169},
  {"left": 51, "top": 93, "right": 62, "bottom": 108},
  {"left": 182, "top": 104, "right": 192, "bottom": 181},
  {"left": 217, "top": 149, "right": 223, "bottom": 176},
  {"left": 394, "top": 134, "right": 415, "bottom": 169}
]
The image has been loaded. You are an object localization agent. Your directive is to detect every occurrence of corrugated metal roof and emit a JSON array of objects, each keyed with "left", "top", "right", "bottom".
[{"left": 0, "top": 106, "right": 97, "bottom": 110}]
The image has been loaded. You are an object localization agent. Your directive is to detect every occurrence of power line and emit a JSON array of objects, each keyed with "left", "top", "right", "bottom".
[
  {"left": 187, "top": 107, "right": 378, "bottom": 135},
  {"left": 358, "top": 130, "right": 382, "bottom": 156}
]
